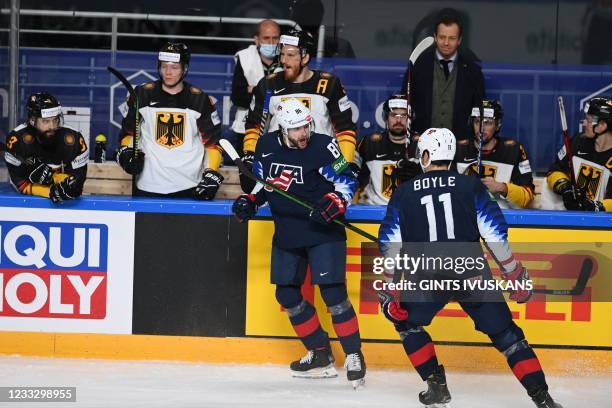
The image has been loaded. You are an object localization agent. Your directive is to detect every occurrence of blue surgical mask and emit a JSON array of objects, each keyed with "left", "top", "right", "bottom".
[{"left": 259, "top": 44, "right": 278, "bottom": 59}]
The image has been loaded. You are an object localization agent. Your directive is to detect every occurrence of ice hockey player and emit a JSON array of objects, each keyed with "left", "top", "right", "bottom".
[
  {"left": 547, "top": 96, "right": 611, "bottom": 211},
  {"left": 454, "top": 99, "right": 535, "bottom": 208},
  {"left": 232, "top": 98, "right": 366, "bottom": 388},
  {"left": 352, "top": 93, "right": 419, "bottom": 204},
  {"left": 378, "top": 128, "right": 562, "bottom": 407},
  {"left": 4, "top": 92, "right": 88, "bottom": 203},
  {"left": 117, "top": 42, "right": 224, "bottom": 199},
  {"left": 241, "top": 28, "right": 356, "bottom": 192}
]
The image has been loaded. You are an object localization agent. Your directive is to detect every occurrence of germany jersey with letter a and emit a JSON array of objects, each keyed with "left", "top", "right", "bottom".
[{"left": 244, "top": 70, "right": 356, "bottom": 154}]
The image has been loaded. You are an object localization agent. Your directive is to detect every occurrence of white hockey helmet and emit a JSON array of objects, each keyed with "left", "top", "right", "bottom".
[
  {"left": 417, "top": 128, "right": 456, "bottom": 170},
  {"left": 276, "top": 98, "right": 314, "bottom": 148}
]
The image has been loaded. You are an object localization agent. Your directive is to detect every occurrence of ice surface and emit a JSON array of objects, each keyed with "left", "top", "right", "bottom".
[{"left": 0, "top": 356, "right": 608, "bottom": 407}]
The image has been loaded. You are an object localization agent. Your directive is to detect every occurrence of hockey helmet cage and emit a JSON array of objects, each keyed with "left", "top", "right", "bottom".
[
  {"left": 26, "top": 92, "right": 62, "bottom": 119},
  {"left": 279, "top": 29, "right": 316, "bottom": 58},
  {"left": 417, "top": 127, "right": 456, "bottom": 170}
]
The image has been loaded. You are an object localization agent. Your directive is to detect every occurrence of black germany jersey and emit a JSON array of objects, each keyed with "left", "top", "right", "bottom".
[{"left": 4, "top": 124, "right": 88, "bottom": 196}]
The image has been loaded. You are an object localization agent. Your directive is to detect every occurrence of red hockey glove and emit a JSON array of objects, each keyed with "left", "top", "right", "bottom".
[
  {"left": 502, "top": 261, "right": 533, "bottom": 303},
  {"left": 310, "top": 192, "right": 346, "bottom": 225},
  {"left": 377, "top": 290, "right": 408, "bottom": 324}
]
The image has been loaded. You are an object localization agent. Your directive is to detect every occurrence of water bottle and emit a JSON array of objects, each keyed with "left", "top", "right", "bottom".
[{"left": 94, "top": 133, "right": 107, "bottom": 163}]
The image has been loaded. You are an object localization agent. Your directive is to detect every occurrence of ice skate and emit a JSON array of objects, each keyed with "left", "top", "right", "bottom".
[
  {"left": 344, "top": 351, "right": 366, "bottom": 389},
  {"left": 419, "top": 364, "right": 451, "bottom": 408},
  {"left": 290, "top": 345, "right": 337, "bottom": 378},
  {"left": 530, "top": 388, "right": 563, "bottom": 408}
]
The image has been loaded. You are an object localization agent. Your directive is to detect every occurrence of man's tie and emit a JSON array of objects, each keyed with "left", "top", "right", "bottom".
[{"left": 439, "top": 59, "right": 451, "bottom": 80}]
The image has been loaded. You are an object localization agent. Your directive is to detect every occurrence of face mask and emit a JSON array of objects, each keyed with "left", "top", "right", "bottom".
[{"left": 259, "top": 44, "right": 277, "bottom": 59}]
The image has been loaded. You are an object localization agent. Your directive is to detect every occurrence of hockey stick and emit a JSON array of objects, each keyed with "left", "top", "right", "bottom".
[
  {"left": 405, "top": 36, "right": 434, "bottom": 107},
  {"left": 477, "top": 102, "right": 484, "bottom": 177},
  {"left": 220, "top": 139, "right": 379, "bottom": 242},
  {"left": 558, "top": 96, "right": 577, "bottom": 188},
  {"left": 531, "top": 258, "right": 593, "bottom": 296},
  {"left": 108, "top": 66, "right": 141, "bottom": 194},
  {"left": 260, "top": 89, "right": 273, "bottom": 138}
]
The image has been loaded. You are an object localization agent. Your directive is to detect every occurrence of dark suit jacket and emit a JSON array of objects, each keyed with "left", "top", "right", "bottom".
[{"left": 403, "top": 45, "right": 485, "bottom": 139}]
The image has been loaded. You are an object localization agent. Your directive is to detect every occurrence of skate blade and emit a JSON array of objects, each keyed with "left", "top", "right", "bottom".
[
  {"left": 349, "top": 378, "right": 365, "bottom": 390},
  {"left": 291, "top": 364, "right": 338, "bottom": 379},
  {"left": 423, "top": 403, "right": 450, "bottom": 408}
]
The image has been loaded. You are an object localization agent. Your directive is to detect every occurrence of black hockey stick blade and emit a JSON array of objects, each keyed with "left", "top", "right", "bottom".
[
  {"left": 107, "top": 66, "right": 136, "bottom": 101},
  {"left": 219, "top": 139, "right": 379, "bottom": 243},
  {"left": 532, "top": 258, "right": 593, "bottom": 296}
]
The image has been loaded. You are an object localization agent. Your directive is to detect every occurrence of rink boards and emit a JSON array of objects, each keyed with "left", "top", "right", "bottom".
[{"left": 0, "top": 187, "right": 610, "bottom": 373}]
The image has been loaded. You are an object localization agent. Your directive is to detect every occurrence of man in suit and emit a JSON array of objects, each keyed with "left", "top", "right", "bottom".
[{"left": 405, "top": 9, "right": 485, "bottom": 140}]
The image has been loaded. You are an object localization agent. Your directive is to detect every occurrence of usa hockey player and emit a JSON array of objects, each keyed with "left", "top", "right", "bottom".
[
  {"left": 118, "top": 42, "right": 224, "bottom": 199},
  {"left": 547, "top": 96, "right": 612, "bottom": 211},
  {"left": 454, "top": 99, "right": 535, "bottom": 208},
  {"left": 353, "top": 93, "right": 419, "bottom": 204},
  {"left": 4, "top": 92, "right": 88, "bottom": 203},
  {"left": 378, "top": 128, "right": 562, "bottom": 408},
  {"left": 232, "top": 98, "right": 366, "bottom": 388},
  {"left": 241, "top": 29, "right": 356, "bottom": 191}
]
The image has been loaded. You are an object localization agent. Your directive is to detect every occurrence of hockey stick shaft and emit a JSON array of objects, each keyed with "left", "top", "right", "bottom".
[
  {"left": 531, "top": 258, "right": 592, "bottom": 296},
  {"left": 557, "top": 96, "right": 576, "bottom": 185},
  {"left": 477, "top": 102, "right": 484, "bottom": 177},
  {"left": 219, "top": 139, "right": 378, "bottom": 242},
  {"left": 107, "top": 66, "right": 141, "bottom": 155},
  {"left": 259, "top": 89, "right": 273, "bottom": 138}
]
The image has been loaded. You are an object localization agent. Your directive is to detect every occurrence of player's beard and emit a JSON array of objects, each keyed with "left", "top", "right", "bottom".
[
  {"left": 389, "top": 125, "right": 407, "bottom": 141},
  {"left": 283, "top": 64, "right": 302, "bottom": 82}
]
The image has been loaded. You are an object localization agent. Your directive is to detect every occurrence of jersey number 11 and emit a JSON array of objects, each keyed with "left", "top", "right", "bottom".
[{"left": 420, "top": 193, "right": 455, "bottom": 241}]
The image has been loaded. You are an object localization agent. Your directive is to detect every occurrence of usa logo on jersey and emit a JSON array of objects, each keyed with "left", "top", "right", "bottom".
[{"left": 265, "top": 163, "right": 304, "bottom": 191}]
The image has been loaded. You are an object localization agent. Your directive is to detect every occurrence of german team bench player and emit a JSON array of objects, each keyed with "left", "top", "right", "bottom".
[{"left": 4, "top": 92, "right": 87, "bottom": 203}]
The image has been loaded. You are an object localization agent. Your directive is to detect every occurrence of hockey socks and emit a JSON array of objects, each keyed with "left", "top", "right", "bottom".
[
  {"left": 399, "top": 326, "right": 439, "bottom": 381},
  {"left": 285, "top": 299, "right": 330, "bottom": 351}
]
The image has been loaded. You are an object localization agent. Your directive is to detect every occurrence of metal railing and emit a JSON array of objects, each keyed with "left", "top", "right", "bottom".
[{"left": 0, "top": 8, "right": 304, "bottom": 66}]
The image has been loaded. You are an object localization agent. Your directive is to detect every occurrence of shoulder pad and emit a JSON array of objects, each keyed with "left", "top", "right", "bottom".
[
  {"left": 266, "top": 72, "right": 278, "bottom": 80},
  {"left": 504, "top": 139, "right": 516, "bottom": 146},
  {"left": 319, "top": 71, "right": 333, "bottom": 79},
  {"left": 64, "top": 132, "right": 76, "bottom": 146},
  {"left": 190, "top": 86, "right": 203, "bottom": 95},
  {"left": 457, "top": 139, "right": 469, "bottom": 145},
  {"left": 369, "top": 132, "right": 382, "bottom": 142},
  {"left": 22, "top": 132, "right": 34, "bottom": 144},
  {"left": 143, "top": 81, "right": 155, "bottom": 90}
]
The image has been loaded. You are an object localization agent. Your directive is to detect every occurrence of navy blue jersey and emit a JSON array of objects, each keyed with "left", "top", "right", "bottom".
[
  {"left": 252, "top": 131, "right": 358, "bottom": 249},
  {"left": 379, "top": 170, "right": 508, "bottom": 244}
]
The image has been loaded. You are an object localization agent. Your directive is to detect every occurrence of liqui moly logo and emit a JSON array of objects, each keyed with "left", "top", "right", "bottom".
[{"left": 0, "top": 221, "right": 108, "bottom": 319}]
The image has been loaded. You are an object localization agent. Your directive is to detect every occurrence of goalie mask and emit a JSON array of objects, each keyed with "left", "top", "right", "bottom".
[
  {"left": 157, "top": 42, "right": 191, "bottom": 86},
  {"left": 26, "top": 92, "right": 63, "bottom": 145},
  {"left": 416, "top": 128, "right": 456, "bottom": 171},
  {"left": 276, "top": 98, "right": 314, "bottom": 149},
  {"left": 584, "top": 97, "right": 612, "bottom": 137},
  {"left": 470, "top": 99, "right": 503, "bottom": 143}
]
